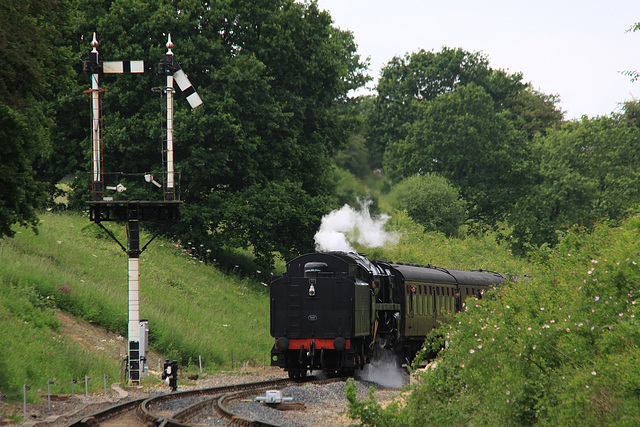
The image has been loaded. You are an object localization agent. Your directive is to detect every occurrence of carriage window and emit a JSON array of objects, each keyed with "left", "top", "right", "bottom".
[{"left": 408, "top": 285, "right": 416, "bottom": 314}]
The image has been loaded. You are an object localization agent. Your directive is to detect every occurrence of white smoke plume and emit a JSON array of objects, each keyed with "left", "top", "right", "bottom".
[
  {"left": 314, "top": 198, "right": 399, "bottom": 252},
  {"left": 357, "top": 349, "right": 407, "bottom": 388}
]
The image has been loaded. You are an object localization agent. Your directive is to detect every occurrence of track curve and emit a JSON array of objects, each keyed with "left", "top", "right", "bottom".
[{"left": 65, "top": 376, "right": 348, "bottom": 426}]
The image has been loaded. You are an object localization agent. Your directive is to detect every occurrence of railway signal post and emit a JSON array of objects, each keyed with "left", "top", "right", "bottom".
[
  {"left": 83, "top": 33, "right": 189, "bottom": 386},
  {"left": 156, "top": 34, "right": 203, "bottom": 200}
]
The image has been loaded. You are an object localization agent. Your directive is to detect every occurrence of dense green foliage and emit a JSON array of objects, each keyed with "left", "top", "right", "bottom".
[
  {"left": 371, "top": 48, "right": 563, "bottom": 231},
  {"left": 347, "top": 215, "right": 640, "bottom": 425},
  {"left": 387, "top": 174, "right": 466, "bottom": 237},
  {"left": 0, "top": 0, "right": 75, "bottom": 238},
  {"left": 3, "top": 2, "right": 640, "bottom": 264},
  {"left": 48, "top": 0, "right": 368, "bottom": 271},
  {"left": 362, "top": 45, "right": 640, "bottom": 251},
  {"left": 509, "top": 115, "right": 640, "bottom": 252},
  {"left": 366, "top": 47, "right": 497, "bottom": 169},
  {"left": 384, "top": 83, "right": 527, "bottom": 226}
]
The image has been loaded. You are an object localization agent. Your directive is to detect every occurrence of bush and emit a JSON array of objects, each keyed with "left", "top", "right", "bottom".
[
  {"left": 347, "top": 216, "right": 640, "bottom": 425},
  {"left": 388, "top": 173, "right": 466, "bottom": 237}
]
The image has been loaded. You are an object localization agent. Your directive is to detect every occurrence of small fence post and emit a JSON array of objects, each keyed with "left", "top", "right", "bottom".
[
  {"left": 85, "top": 376, "right": 90, "bottom": 398},
  {"left": 199, "top": 355, "right": 202, "bottom": 374},
  {"left": 47, "top": 380, "right": 54, "bottom": 411},
  {"left": 103, "top": 374, "right": 110, "bottom": 397},
  {"left": 23, "top": 384, "right": 30, "bottom": 420}
]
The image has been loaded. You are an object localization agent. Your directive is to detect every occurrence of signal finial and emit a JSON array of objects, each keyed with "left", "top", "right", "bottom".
[
  {"left": 166, "top": 34, "right": 174, "bottom": 55},
  {"left": 91, "top": 32, "right": 99, "bottom": 52}
]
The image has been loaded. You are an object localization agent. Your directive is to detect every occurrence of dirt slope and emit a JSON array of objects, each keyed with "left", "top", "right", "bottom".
[{"left": 56, "top": 311, "right": 166, "bottom": 373}]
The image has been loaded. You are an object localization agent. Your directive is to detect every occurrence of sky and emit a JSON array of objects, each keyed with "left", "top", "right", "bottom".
[{"left": 316, "top": 0, "right": 640, "bottom": 120}]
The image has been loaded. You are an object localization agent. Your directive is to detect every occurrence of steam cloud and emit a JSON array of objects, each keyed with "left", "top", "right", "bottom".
[
  {"left": 314, "top": 199, "right": 399, "bottom": 252},
  {"left": 357, "top": 349, "right": 407, "bottom": 388}
]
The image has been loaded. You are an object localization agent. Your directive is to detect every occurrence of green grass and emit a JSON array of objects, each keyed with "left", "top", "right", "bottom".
[
  {"left": 1, "top": 208, "right": 536, "bottom": 422},
  {"left": 0, "top": 282, "right": 119, "bottom": 403},
  {"left": 0, "top": 212, "right": 272, "bottom": 404}
]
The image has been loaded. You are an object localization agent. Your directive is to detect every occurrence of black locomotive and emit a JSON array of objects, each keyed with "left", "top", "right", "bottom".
[{"left": 270, "top": 252, "right": 506, "bottom": 378}]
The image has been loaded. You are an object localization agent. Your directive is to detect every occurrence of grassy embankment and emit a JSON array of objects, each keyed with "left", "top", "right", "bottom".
[
  {"left": 0, "top": 209, "right": 531, "bottom": 415},
  {"left": 0, "top": 212, "right": 271, "bottom": 401}
]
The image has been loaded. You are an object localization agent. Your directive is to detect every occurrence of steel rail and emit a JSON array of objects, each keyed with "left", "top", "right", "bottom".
[
  {"left": 166, "top": 376, "right": 348, "bottom": 427},
  {"left": 65, "top": 376, "right": 350, "bottom": 426},
  {"left": 139, "top": 378, "right": 296, "bottom": 425},
  {"left": 64, "top": 397, "right": 147, "bottom": 426}
]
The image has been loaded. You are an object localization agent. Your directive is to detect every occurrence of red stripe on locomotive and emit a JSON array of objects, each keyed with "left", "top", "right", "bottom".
[{"left": 275, "top": 338, "right": 351, "bottom": 350}]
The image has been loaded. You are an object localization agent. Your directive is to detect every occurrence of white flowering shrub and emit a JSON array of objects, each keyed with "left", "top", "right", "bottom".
[{"left": 347, "top": 216, "right": 640, "bottom": 425}]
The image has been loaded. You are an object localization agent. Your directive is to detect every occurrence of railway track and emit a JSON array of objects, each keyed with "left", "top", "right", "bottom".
[{"left": 64, "top": 376, "right": 348, "bottom": 426}]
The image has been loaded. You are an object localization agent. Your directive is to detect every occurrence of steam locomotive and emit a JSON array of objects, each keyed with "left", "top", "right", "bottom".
[{"left": 270, "top": 252, "right": 507, "bottom": 378}]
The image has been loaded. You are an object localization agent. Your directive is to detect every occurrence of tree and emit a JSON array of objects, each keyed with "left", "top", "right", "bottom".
[
  {"left": 508, "top": 115, "right": 640, "bottom": 253},
  {"left": 388, "top": 173, "right": 466, "bottom": 237},
  {"left": 58, "top": 0, "right": 368, "bottom": 269},
  {"left": 384, "top": 83, "right": 527, "bottom": 227},
  {"left": 0, "top": 0, "right": 75, "bottom": 237},
  {"left": 500, "top": 87, "right": 564, "bottom": 141},
  {"left": 621, "top": 99, "right": 640, "bottom": 128},
  {"left": 333, "top": 96, "right": 375, "bottom": 179},
  {"left": 366, "top": 47, "right": 494, "bottom": 168},
  {"left": 620, "top": 22, "right": 640, "bottom": 82},
  {"left": 371, "top": 47, "right": 563, "bottom": 231}
]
